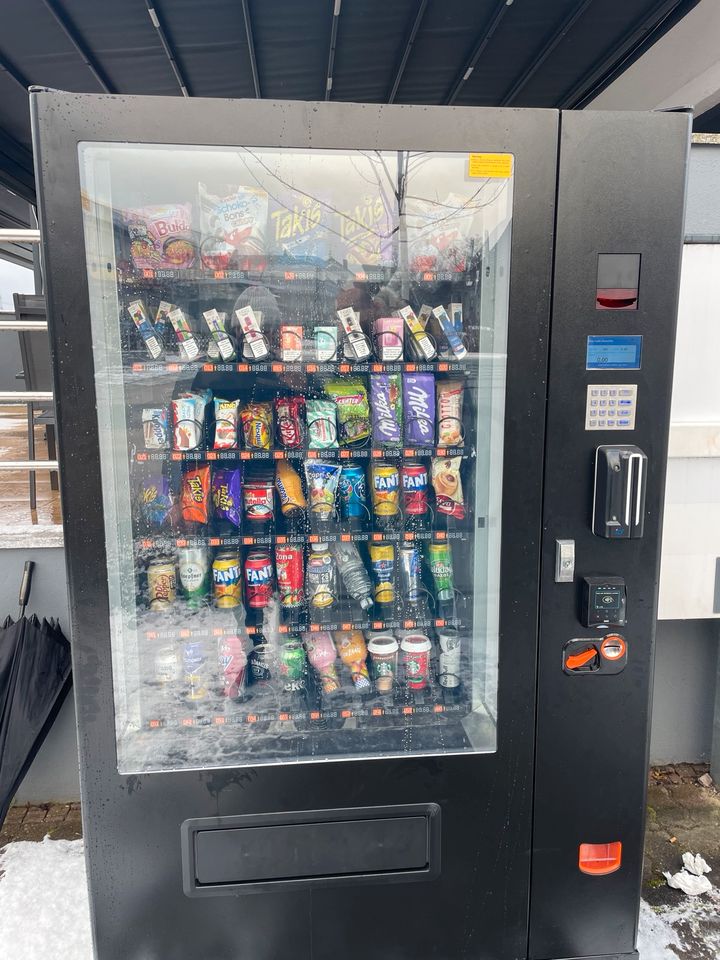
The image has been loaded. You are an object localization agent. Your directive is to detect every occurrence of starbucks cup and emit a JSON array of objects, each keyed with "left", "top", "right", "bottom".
[
  {"left": 367, "top": 635, "right": 399, "bottom": 694},
  {"left": 400, "top": 634, "right": 432, "bottom": 690}
]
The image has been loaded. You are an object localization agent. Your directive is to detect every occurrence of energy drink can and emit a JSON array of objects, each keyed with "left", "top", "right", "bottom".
[
  {"left": 399, "top": 544, "right": 422, "bottom": 605},
  {"left": 147, "top": 558, "right": 176, "bottom": 611},
  {"left": 212, "top": 550, "right": 242, "bottom": 608},
  {"left": 177, "top": 546, "right": 210, "bottom": 609},
  {"left": 248, "top": 642, "right": 272, "bottom": 685},
  {"left": 338, "top": 463, "right": 368, "bottom": 528},
  {"left": 182, "top": 638, "right": 209, "bottom": 702}
]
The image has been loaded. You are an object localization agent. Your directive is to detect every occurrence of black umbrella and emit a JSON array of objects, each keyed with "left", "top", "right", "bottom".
[{"left": 0, "top": 561, "right": 73, "bottom": 830}]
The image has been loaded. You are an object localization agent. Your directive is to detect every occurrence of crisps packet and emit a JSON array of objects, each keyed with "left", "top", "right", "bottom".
[
  {"left": 323, "top": 379, "right": 370, "bottom": 445},
  {"left": 181, "top": 466, "right": 211, "bottom": 523},
  {"left": 241, "top": 402, "right": 273, "bottom": 450},
  {"left": 307, "top": 399, "right": 338, "bottom": 449},
  {"left": 213, "top": 398, "right": 240, "bottom": 449},
  {"left": 140, "top": 475, "right": 174, "bottom": 528},
  {"left": 212, "top": 468, "right": 241, "bottom": 527},
  {"left": 431, "top": 457, "right": 465, "bottom": 519}
]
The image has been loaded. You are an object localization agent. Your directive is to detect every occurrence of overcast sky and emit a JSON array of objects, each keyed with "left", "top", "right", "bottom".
[{"left": 0, "top": 258, "right": 34, "bottom": 311}]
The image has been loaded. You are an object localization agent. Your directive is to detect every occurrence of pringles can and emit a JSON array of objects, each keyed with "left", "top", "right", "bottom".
[{"left": 212, "top": 550, "right": 242, "bottom": 608}]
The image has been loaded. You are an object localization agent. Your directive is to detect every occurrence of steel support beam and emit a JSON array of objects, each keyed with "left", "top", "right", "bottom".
[
  {"left": 501, "top": 0, "right": 593, "bottom": 106},
  {"left": 444, "top": 0, "right": 513, "bottom": 105},
  {"left": 388, "top": 0, "right": 429, "bottom": 104},
  {"left": 40, "top": 0, "right": 115, "bottom": 93},
  {"left": 325, "top": 0, "right": 342, "bottom": 101},
  {"left": 145, "top": 1, "right": 191, "bottom": 97},
  {"left": 240, "top": 0, "right": 260, "bottom": 98}
]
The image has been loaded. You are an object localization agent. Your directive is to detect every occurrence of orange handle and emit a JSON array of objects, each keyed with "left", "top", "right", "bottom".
[{"left": 566, "top": 647, "right": 598, "bottom": 670}]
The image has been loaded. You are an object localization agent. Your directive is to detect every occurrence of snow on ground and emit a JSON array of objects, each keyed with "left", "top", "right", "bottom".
[
  {"left": 0, "top": 838, "right": 92, "bottom": 960},
  {"left": 0, "top": 837, "right": 717, "bottom": 959}
]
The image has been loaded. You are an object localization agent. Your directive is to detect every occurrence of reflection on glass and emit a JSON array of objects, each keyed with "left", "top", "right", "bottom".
[{"left": 78, "top": 143, "right": 513, "bottom": 773}]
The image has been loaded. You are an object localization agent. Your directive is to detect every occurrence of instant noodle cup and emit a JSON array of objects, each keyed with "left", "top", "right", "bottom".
[
  {"left": 181, "top": 466, "right": 211, "bottom": 524},
  {"left": 124, "top": 203, "right": 195, "bottom": 270}
]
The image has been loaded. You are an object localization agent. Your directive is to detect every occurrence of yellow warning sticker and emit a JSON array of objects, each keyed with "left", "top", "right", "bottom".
[{"left": 467, "top": 153, "right": 513, "bottom": 179}]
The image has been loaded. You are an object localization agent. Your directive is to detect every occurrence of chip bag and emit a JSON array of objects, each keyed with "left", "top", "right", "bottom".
[
  {"left": 212, "top": 467, "right": 241, "bottom": 527},
  {"left": 323, "top": 379, "right": 370, "bottom": 445},
  {"left": 181, "top": 466, "right": 211, "bottom": 523}
]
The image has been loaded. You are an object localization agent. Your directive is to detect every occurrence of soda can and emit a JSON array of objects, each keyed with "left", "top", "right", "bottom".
[
  {"left": 279, "top": 639, "right": 307, "bottom": 693},
  {"left": 370, "top": 462, "right": 400, "bottom": 528},
  {"left": 153, "top": 644, "right": 180, "bottom": 685},
  {"left": 399, "top": 544, "right": 422, "bottom": 604},
  {"left": 147, "top": 558, "right": 176, "bottom": 611},
  {"left": 438, "top": 629, "right": 462, "bottom": 689},
  {"left": 218, "top": 635, "right": 248, "bottom": 699},
  {"left": 244, "top": 549, "right": 274, "bottom": 609},
  {"left": 177, "top": 546, "right": 210, "bottom": 608},
  {"left": 182, "top": 639, "right": 209, "bottom": 702},
  {"left": 400, "top": 461, "right": 429, "bottom": 517},
  {"left": 275, "top": 545, "right": 304, "bottom": 609},
  {"left": 212, "top": 550, "right": 242, "bottom": 608},
  {"left": 339, "top": 463, "right": 368, "bottom": 525},
  {"left": 248, "top": 642, "right": 273, "bottom": 685}
]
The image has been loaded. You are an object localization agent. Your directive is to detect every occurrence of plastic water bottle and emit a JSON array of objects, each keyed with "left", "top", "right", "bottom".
[{"left": 332, "top": 541, "right": 373, "bottom": 612}]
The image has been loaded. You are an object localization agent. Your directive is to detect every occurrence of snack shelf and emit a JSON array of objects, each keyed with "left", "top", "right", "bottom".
[
  {"left": 134, "top": 445, "right": 471, "bottom": 463},
  {"left": 119, "top": 266, "right": 472, "bottom": 286},
  {"left": 144, "top": 698, "right": 467, "bottom": 731},
  {"left": 141, "top": 615, "right": 467, "bottom": 642},
  {"left": 136, "top": 527, "right": 470, "bottom": 550},
  {"left": 127, "top": 359, "right": 472, "bottom": 376}
]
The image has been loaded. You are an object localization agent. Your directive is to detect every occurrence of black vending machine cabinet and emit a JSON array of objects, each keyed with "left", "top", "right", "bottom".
[{"left": 31, "top": 93, "right": 689, "bottom": 960}]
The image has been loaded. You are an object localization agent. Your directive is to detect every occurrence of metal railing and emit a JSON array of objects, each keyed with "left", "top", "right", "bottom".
[{"left": 0, "top": 228, "right": 57, "bottom": 473}]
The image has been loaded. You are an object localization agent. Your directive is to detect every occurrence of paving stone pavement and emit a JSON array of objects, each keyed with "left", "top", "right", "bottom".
[{"left": 0, "top": 801, "right": 82, "bottom": 846}]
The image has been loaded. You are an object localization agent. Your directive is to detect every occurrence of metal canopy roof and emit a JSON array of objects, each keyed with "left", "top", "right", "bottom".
[{"left": 0, "top": 0, "right": 704, "bottom": 260}]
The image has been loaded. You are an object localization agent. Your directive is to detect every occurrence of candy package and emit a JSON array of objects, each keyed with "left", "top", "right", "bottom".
[
  {"left": 275, "top": 396, "right": 305, "bottom": 448},
  {"left": 403, "top": 373, "right": 435, "bottom": 447},
  {"left": 140, "top": 475, "right": 174, "bottom": 528},
  {"left": 181, "top": 466, "right": 211, "bottom": 524},
  {"left": 172, "top": 390, "right": 211, "bottom": 450},
  {"left": 431, "top": 457, "right": 465, "bottom": 519},
  {"left": 212, "top": 467, "right": 242, "bottom": 527},
  {"left": 323, "top": 379, "right": 370, "bottom": 445},
  {"left": 370, "top": 373, "right": 402, "bottom": 447},
  {"left": 436, "top": 380, "right": 465, "bottom": 447},
  {"left": 199, "top": 183, "right": 268, "bottom": 270},
  {"left": 142, "top": 407, "right": 169, "bottom": 449},
  {"left": 241, "top": 402, "right": 273, "bottom": 450},
  {"left": 275, "top": 460, "right": 306, "bottom": 520},
  {"left": 307, "top": 399, "right": 338, "bottom": 449},
  {"left": 124, "top": 203, "right": 196, "bottom": 270},
  {"left": 213, "top": 398, "right": 240, "bottom": 449}
]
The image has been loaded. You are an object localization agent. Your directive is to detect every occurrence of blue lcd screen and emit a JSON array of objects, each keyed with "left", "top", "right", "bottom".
[{"left": 586, "top": 335, "right": 642, "bottom": 370}]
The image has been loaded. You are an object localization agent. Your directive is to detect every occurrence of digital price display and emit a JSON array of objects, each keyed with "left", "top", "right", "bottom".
[{"left": 586, "top": 335, "right": 642, "bottom": 370}]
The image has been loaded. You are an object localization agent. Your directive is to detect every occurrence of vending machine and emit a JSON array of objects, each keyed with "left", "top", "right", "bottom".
[{"left": 31, "top": 92, "right": 689, "bottom": 960}]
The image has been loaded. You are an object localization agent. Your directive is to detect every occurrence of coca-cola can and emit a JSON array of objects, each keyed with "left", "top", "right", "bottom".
[{"left": 244, "top": 550, "right": 274, "bottom": 608}]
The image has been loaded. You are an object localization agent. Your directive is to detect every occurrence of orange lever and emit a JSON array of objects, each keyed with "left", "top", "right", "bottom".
[{"left": 566, "top": 647, "right": 598, "bottom": 670}]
